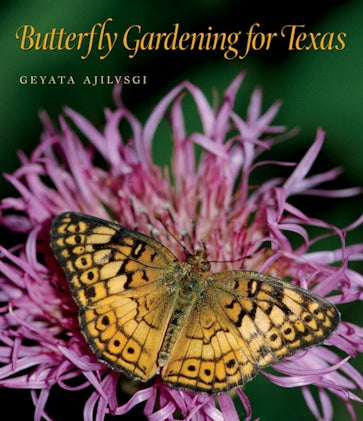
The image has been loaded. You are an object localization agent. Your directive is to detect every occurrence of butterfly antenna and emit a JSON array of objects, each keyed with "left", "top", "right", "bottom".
[
  {"left": 191, "top": 218, "right": 197, "bottom": 241},
  {"left": 208, "top": 253, "right": 253, "bottom": 268},
  {"left": 201, "top": 239, "right": 207, "bottom": 252},
  {"left": 154, "top": 213, "right": 191, "bottom": 257},
  {"left": 181, "top": 230, "right": 196, "bottom": 254},
  {"left": 139, "top": 208, "right": 163, "bottom": 242},
  {"left": 129, "top": 197, "right": 137, "bottom": 223},
  {"left": 165, "top": 206, "right": 175, "bottom": 225}
]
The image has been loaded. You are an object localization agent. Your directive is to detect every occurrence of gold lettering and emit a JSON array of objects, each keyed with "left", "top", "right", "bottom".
[
  {"left": 224, "top": 32, "right": 240, "bottom": 60},
  {"left": 295, "top": 32, "right": 309, "bottom": 50},
  {"left": 123, "top": 25, "right": 141, "bottom": 58},
  {"left": 65, "top": 32, "right": 77, "bottom": 50},
  {"left": 140, "top": 32, "right": 154, "bottom": 51},
  {"left": 308, "top": 32, "right": 321, "bottom": 50},
  {"left": 178, "top": 32, "right": 191, "bottom": 50},
  {"left": 164, "top": 23, "right": 180, "bottom": 50},
  {"left": 15, "top": 19, "right": 116, "bottom": 60},
  {"left": 280, "top": 24, "right": 306, "bottom": 50},
  {"left": 123, "top": 24, "right": 243, "bottom": 60},
  {"left": 321, "top": 32, "right": 334, "bottom": 50},
  {"left": 16, "top": 25, "right": 36, "bottom": 50},
  {"left": 239, "top": 23, "right": 277, "bottom": 59},
  {"left": 335, "top": 32, "right": 346, "bottom": 50}
]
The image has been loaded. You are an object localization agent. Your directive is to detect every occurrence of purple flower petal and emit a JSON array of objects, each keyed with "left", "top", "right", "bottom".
[{"left": 283, "top": 128, "right": 325, "bottom": 196}]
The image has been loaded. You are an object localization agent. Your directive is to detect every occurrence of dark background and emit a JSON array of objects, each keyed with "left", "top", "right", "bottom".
[{"left": 0, "top": 0, "right": 362, "bottom": 420}]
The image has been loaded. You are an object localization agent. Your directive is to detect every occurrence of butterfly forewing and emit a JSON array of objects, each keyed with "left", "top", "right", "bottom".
[
  {"left": 50, "top": 212, "right": 179, "bottom": 380},
  {"left": 50, "top": 212, "right": 340, "bottom": 394}
]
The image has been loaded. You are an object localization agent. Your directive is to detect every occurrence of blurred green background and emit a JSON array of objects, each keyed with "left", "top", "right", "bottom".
[{"left": 0, "top": 0, "right": 362, "bottom": 420}]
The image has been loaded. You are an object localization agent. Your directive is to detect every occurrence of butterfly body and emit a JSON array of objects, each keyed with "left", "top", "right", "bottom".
[{"left": 50, "top": 212, "right": 340, "bottom": 394}]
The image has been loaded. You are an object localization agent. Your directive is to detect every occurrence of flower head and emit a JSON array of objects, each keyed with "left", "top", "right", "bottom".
[{"left": 0, "top": 74, "right": 362, "bottom": 421}]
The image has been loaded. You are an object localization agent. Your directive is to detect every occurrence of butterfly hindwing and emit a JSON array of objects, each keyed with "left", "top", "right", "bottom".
[
  {"left": 162, "top": 270, "right": 339, "bottom": 393},
  {"left": 162, "top": 298, "right": 258, "bottom": 393},
  {"left": 214, "top": 270, "right": 340, "bottom": 365}
]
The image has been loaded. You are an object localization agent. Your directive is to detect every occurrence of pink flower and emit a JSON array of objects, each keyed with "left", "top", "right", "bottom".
[{"left": 0, "top": 74, "right": 362, "bottom": 420}]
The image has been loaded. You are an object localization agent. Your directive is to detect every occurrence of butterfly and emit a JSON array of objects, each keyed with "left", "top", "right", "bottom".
[{"left": 50, "top": 212, "right": 340, "bottom": 394}]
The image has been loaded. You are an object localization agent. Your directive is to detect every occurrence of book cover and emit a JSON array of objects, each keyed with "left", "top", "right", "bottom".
[{"left": 0, "top": 1, "right": 361, "bottom": 420}]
